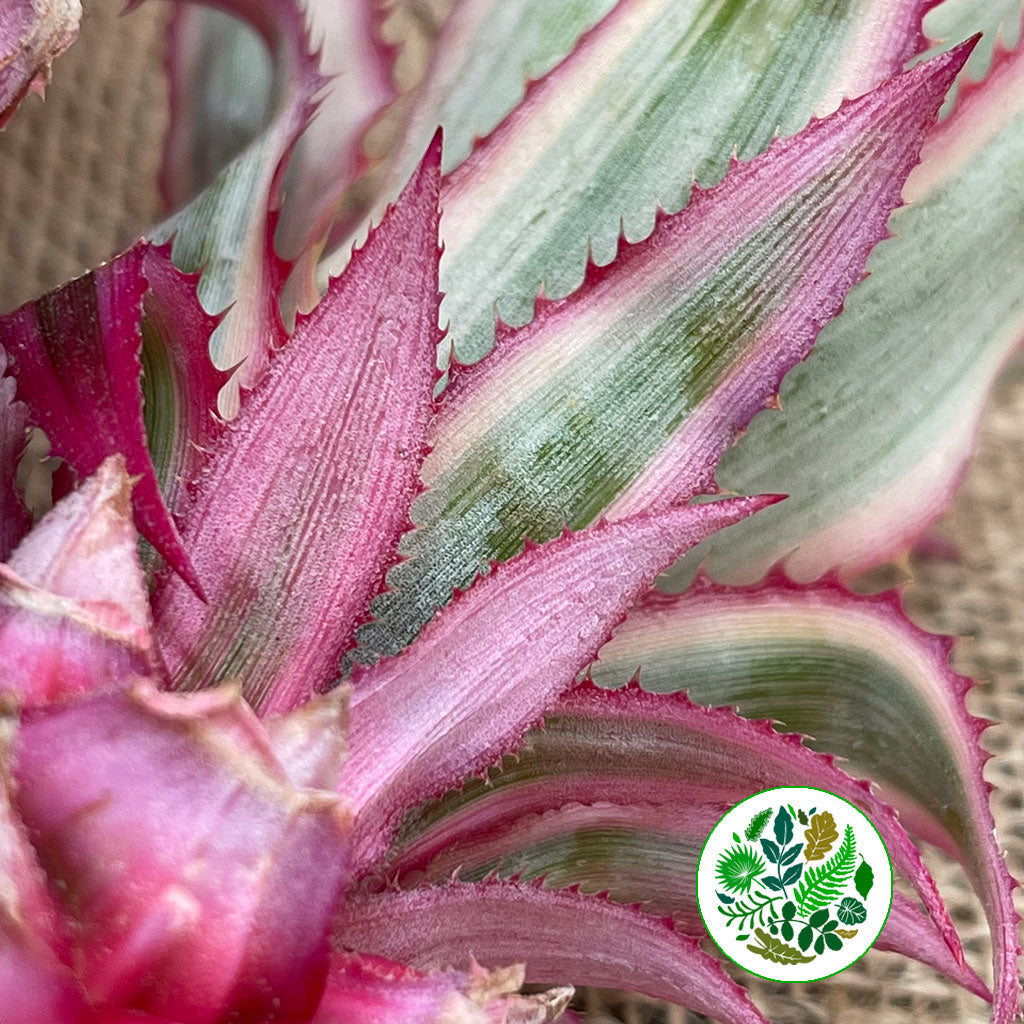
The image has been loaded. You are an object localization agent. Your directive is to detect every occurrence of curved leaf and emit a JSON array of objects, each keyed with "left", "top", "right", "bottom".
[
  {"left": 589, "top": 575, "right": 1020, "bottom": 1021},
  {"left": 150, "top": 0, "right": 324, "bottom": 415},
  {"left": 154, "top": 140, "right": 445, "bottom": 714},
  {"left": 803, "top": 811, "right": 839, "bottom": 861},
  {"left": 360, "top": 43, "right": 972, "bottom": 659},
  {"left": 336, "top": 880, "right": 769, "bottom": 1024},
  {"left": 0, "top": 244, "right": 204, "bottom": 595},
  {"left": 388, "top": 680, "right": 961, "bottom": 974},
  {"left": 706, "top": 17, "right": 1024, "bottom": 582},
  {"left": 386, "top": 800, "right": 984, "bottom": 997},
  {"left": 343, "top": 497, "right": 774, "bottom": 871}
]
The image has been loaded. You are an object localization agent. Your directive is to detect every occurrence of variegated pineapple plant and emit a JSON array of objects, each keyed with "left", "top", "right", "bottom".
[{"left": 0, "top": 0, "right": 1022, "bottom": 1022}]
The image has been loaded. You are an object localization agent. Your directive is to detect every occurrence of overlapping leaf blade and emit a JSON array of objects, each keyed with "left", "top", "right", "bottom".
[
  {"left": 589, "top": 576, "right": 1020, "bottom": 1022},
  {"left": 150, "top": 0, "right": 324, "bottom": 415},
  {"left": 153, "top": 140, "right": 445, "bottom": 715},
  {"left": 0, "top": 244, "right": 206, "bottom": 594},
  {"left": 328, "top": 0, "right": 931, "bottom": 363},
  {"left": 342, "top": 498, "right": 775, "bottom": 870},
  {"left": 361, "top": 44, "right": 971, "bottom": 659},
  {"left": 336, "top": 880, "right": 768, "bottom": 1024},
  {"left": 387, "top": 678, "right": 962, "bottom": 974},
  {"left": 705, "top": 14, "right": 1024, "bottom": 582}
]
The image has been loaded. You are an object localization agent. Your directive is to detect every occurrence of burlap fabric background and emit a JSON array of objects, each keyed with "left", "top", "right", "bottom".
[{"left": 0, "top": 2, "right": 1021, "bottom": 1021}]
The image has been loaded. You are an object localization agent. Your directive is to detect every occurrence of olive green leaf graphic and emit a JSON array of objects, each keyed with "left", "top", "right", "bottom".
[
  {"left": 744, "top": 807, "right": 772, "bottom": 842},
  {"left": 716, "top": 844, "right": 766, "bottom": 894},
  {"left": 793, "top": 825, "right": 856, "bottom": 914},
  {"left": 797, "top": 809, "right": 808, "bottom": 826},
  {"left": 836, "top": 897, "right": 868, "bottom": 925},
  {"left": 854, "top": 856, "right": 875, "bottom": 899},
  {"left": 835, "top": 928, "right": 859, "bottom": 939},
  {"left": 747, "top": 927, "right": 816, "bottom": 965},
  {"left": 802, "top": 811, "right": 838, "bottom": 861}
]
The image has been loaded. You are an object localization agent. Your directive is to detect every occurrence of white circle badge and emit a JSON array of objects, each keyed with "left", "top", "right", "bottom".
[{"left": 696, "top": 787, "right": 893, "bottom": 983}]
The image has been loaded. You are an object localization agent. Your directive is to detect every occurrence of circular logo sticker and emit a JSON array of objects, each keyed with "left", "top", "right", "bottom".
[{"left": 696, "top": 787, "right": 893, "bottom": 983}]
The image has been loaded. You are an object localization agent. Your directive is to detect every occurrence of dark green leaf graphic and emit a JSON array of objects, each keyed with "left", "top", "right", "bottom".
[
  {"left": 802, "top": 811, "right": 839, "bottom": 861},
  {"left": 746, "top": 927, "right": 816, "bottom": 965},
  {"left": 780, "top": 842, "right": 803, "bottom": 866},
  {"left": 824, "top": 932, "right": 843, "bottom": 951},
  {"left": 781, "top": 902, "right": 796, "bottom": 920},
  {"left": 820, "top": 918, "right": 838, "bottom": 932},
  {"left": 798, "top": 925, "right": 813, "bottom": 951},
  {"left": 781, "top": 862, "right": 804, "bottom": 886},
  {"left": 797, "top": 809, "right": 808, "bottom": 826},
  {"left": 794, "top": 825, "right": 856, "bottom": 914},
  {"left": 836, "top": 897, "right": 867, "bottom": 925},
  {"left": 745, "top": 807, "right": 772, "bottom": 841},
  {"left": 854, "top": 857, "right": 875, "bottom": 900},
  {"left": 716, "top": 844, "right": 766, "bottom": 894},
  {"left": 760, "top": 876, "right": 785, "bottom": 892},
  {"left": 808, "top": 908, "right": 829, "bottom": 929},
  {"left": 780, "top": 920, "right": 794, "bottom": 941},
  {"left": 717, "top": 891, "right": 735, "bottom": 905},
  {"left": 760, "top": 838, "right": 780, "bottom": 863},
  {"left": 814, "top": 935, "right": 825, "bottom": 955},
  {"left": 774, "top": 806, "right": 794, "bottom": 847}
]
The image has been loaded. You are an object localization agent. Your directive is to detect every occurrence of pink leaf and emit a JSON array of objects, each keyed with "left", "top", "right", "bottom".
[
  {"left": 0, "top": 0, "right": 81, "bottom": 128},
  {"left": 0, "top": 345, "right": 29, "bottom": 559},
  {"left": 336, "top": 879, "right": 767, "bottom": 1024},
  {"left": 387, "top": 677, "right": 963, "bottom": 977},
  {"left": 312, "top": 952, "right": 571, "bottom": 1024},
  {"left": 341, "top": 496, "right": 779, "bottom": 871},
  {"left": 12, "top": 684, "right": 351, "bottom": 1024},
  {"left": 590, "top": 575, "right": 1021, "bottom": 1021},
  {"left": 153, "top": 138, "right": 445, "bottom": 714},
  {"left": 0, "top": 456, "right": 157, "bottom": 702},
  {"left": 0, "top": 244, "right": 205, "bottom": 596},
  {"left": 391, "top": 799, "right": 985, "bottom": 999},
  {"left": 264, "top": 687, "right": 349, "bottom": 791}
]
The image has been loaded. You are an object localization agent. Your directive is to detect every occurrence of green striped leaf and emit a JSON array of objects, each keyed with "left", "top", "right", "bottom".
[
  {"left": 359, "top": 45, "right": 969, "bottom": 659},
  {"left": 704, "top": 12, "right": 1024, "bottom": 582},
  {"left": 588, "top": 576, "right": 1019, "bottom": 1022},
  {"left": 418, "top": 0, "right": 930, "bottom": 363}
]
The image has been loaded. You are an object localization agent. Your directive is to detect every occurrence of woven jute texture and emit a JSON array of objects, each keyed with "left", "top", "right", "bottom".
[{"left": 0, "top": 3, "right": 1021, "bottom": 1021}]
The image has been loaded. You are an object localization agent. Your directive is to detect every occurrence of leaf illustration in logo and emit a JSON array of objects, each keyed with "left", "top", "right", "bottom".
[
  {"left": 797, "top": 809, "right": 808, "bottom": 825},
  {"left": 802, "top": 811, "right": 839, "bottom": 861},
  {"left": 835, "top": 929, "right": 859, "bottom": 939},
  {"left": 747, "top": 927, "right": 816, "bottom": 965},
  {"left": 781, "top": 862, "right": 803, "bottom": 886},
  {"left": 836, "top": 897, "right": 867, "bottom": 925},
  {"left": 745, "top": 807, "right": 772, "bottom": 841},
  {"left": 794, "top": 825, "right": 856, "bottom": 914},
  {"left": 797, "top": 925, "right": 813, "bottom": 951},
  {"left": 760, "top": 837, "right": 781, "bottom": 863},
  {"left": 854, "top": 857, "right": 875, "bottom": 900},
  {"left": 774, "top": 805, "right": 794, "bottom": 846},
  {"left": 779, "top": 842, "right": 803, "bottom": 866},
  {"left": 715, "top": 844, "right": 766, "bottom": 894},
  {"left": 823, "top": 932, "right": 843, "bottom": 951}
]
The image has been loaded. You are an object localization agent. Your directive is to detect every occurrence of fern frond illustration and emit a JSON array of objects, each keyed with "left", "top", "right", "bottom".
[
  {"left": 745, "top": 808, "right": 772, "bottom": 841},
  {"left": 717, "top": 890, "right": 780, "bottom": 930},
  {"left": 793, "top": 825, "right": 856, "bottom": 914},
  {"left": 716, "top": 844, "right": 766, "bottom": 894}
]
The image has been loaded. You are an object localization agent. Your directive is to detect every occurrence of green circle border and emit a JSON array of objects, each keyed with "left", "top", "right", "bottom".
[{"left": 695, "top": 785, "right": 895, "bottom": 985}]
